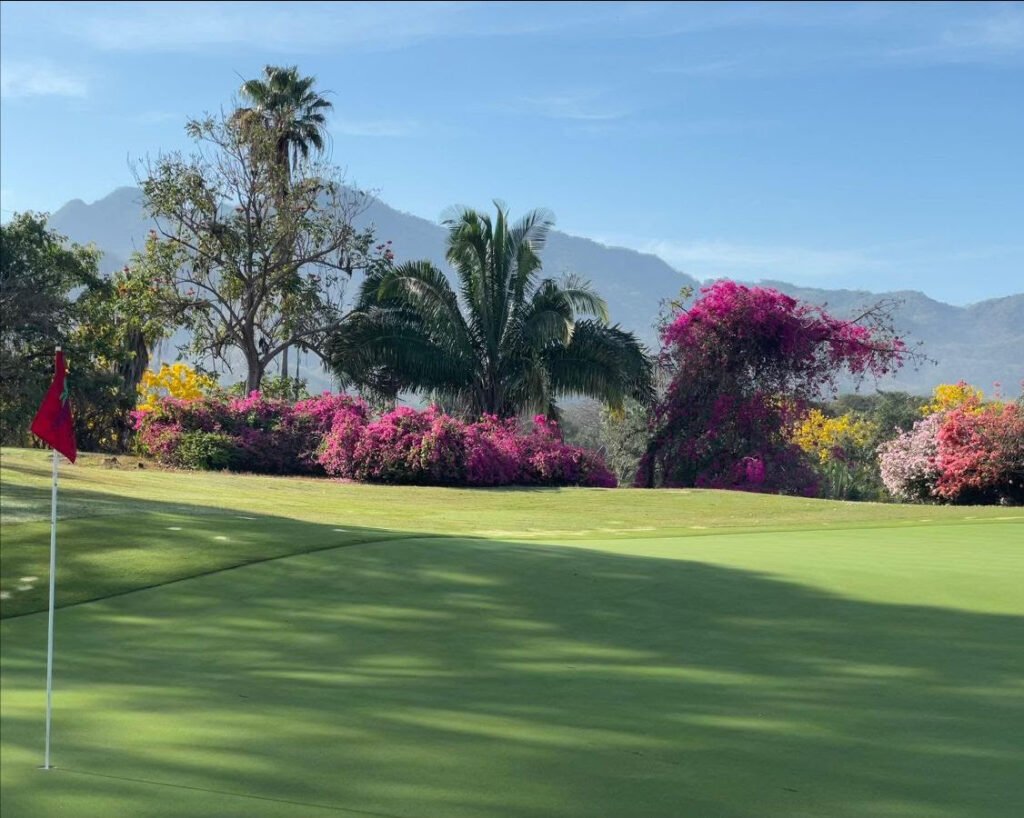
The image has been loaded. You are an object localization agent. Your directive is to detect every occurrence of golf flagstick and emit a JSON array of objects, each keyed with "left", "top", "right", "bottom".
[
  {"left": 29, "top": 345, "right": 77, "bottom": 771},
  {"left": 43, "top": 448, "right": 58, "bottom": 770}
]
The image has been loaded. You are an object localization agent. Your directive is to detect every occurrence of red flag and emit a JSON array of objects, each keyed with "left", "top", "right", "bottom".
[{"left": 31, "top": 349, "right": 77, "bottom": 463}]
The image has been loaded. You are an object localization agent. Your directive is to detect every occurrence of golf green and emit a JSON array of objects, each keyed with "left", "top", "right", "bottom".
[{"left": 1, "top": 449, "right": 1022, "bottom": 817}]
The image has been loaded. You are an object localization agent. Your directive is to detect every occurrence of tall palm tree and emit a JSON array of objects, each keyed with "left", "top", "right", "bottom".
[
  {"left": 331, "top": 203, "right": 653, "bottom": 418},
  {"left": 238, "top": 65, "right": 332, "bottom": 384},
  {"left": 238, "top": 65, "right": 333, "bottom": 186}
]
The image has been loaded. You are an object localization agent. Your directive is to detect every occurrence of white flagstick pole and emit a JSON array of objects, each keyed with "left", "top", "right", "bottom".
[{"left": 43, "top": 445, "right": 59, "bottom": 769}]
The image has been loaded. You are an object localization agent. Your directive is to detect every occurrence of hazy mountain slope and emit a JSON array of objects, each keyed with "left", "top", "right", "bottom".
[{"left": 47, "top": 188, "right": 1023, "bottom": 396}]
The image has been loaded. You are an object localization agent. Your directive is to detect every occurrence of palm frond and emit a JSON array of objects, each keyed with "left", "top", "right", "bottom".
[{"left": 543, "top": 320, "right": 653, "bottom": 410}]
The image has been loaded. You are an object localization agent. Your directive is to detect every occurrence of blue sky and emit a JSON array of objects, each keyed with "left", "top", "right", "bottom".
[{"left": 1, "top": 1, "right": 1021, "bottom": 304}]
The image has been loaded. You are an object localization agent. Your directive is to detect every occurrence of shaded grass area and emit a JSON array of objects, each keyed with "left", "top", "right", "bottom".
[
  {"left": 2, "top": 522, "right": 1022, "bottom": 818},
  {"left": 3, "top": 446, "right": 1020, "bottom": 618}
]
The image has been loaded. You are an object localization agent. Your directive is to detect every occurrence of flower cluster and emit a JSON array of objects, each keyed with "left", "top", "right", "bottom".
[
  {"left": 877, "top": 413, "right": 944, "bottom": 502},
  {"left": 136, "top": 363, "right": 218, "bottom": 412},
  {"left": 134, "top": 393, "right": 617, "bottom": 487},
  {"left": 793, "top": 409, "right": 878, "bottom": 465},
  {"left": 920, "top": 381, "right": 984, "bottom": 416},
  {"left": 319, "top": 408, "right": 616, "bottom": 487}
]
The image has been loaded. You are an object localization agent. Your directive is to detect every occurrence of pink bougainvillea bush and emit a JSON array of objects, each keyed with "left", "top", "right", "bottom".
[
  {"left": 133, "top": 392, "right": 368, "bottom": 474},
  {"left": 135, "top": 394, "right": 616, "bottom": 487},
  {"left": 318, "top": 407, "right": 616, "bottom": 487},
  {"left": 639, "top": 281, "right": 909, "bottom": 493}
]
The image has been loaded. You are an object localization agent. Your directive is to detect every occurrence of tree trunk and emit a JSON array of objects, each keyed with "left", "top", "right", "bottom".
[
  {"left": 117, "top": 329, "right": 151, "bottom": 394},
  {"left": 281, "top": 344, "right": 289, "bottom": 380},
  {"left": 244, "top": 337, "right": 264, "bottom": 393},
  {"left": 246, "top": 359, "right": 263, "bottom": 394}
]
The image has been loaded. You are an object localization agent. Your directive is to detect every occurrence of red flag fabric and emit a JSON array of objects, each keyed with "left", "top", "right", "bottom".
[{"left": 31, "top": 349, "right": 77, "bottom": 463}]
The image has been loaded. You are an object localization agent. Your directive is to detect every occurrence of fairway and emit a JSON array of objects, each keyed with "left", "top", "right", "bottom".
[{"left": 1, "top": 450, "right": 1022, "bottom": 817}]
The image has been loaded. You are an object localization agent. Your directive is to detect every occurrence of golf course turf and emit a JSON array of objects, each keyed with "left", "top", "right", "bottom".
[{"left": 1, "top": 448, "right": 1022, "bottom": 817}]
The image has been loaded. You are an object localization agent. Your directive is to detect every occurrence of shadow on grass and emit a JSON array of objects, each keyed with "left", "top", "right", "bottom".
[
  {"left": 0, "top": 480, "right": 421, "bottom": 619},
  {"left": 1, "top": 492, "right": 1022, "bottom": 818}
]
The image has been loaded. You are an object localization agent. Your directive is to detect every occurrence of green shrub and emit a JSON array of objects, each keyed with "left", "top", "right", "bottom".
[{"left": 175, "top": 431, "right": 236, "bottom": 471}]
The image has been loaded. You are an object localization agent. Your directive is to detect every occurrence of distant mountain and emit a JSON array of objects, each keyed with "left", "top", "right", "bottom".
[{"left": 48, "top": 187, "right": 1023, "bottom": 397}]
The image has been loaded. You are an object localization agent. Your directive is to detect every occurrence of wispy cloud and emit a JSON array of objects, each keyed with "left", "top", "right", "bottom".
[
  {"left": 0, "top": 60, "right": 87, "bottom": 98},
  {"left": 506, "top": 92, "right": 627, "bottom": 122},
  {"left": 890, "top": 5, "right": 1024, "bottom": 64},
  {"left": 602, "top": 237, "right": 889, "bottom": 283},
  {"left": 52, "top": 2, "right": 464, "bottom": 52},
  {"left": 332, "top": 119, "right": 420, "bottom": 138},
  {"left": 651, "top": 59, "right": 742, "bottom": 77},
  {"left": 50, "top": 1, "right": 612, "bottom": 54}
]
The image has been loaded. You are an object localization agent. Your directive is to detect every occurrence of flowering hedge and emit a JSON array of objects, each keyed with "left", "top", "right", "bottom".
[{"left": 134, "top": 394, "right": 616, "bottom": 487}]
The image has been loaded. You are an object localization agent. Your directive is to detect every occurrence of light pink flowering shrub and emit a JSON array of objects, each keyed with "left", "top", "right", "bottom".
[{"left": 877, "top": 413, "right": 944, "bottom": 502}]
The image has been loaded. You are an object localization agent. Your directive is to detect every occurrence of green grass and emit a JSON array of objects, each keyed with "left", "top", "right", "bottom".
[{"left": 1, "top": 447, "right": 1022, "bottom": 817}]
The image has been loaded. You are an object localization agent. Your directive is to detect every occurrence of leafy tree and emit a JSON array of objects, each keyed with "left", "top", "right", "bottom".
[
  {"left": 139, "top": 110, "right": 387, "bottom": 392},
  {"left": 1, "top": 214, "right": 176, "bottom": 450},
  {"left": 1, "top": 213, "right": 102, "bottom": 443},
  {"left": 831, "top": 390, "right": 928, "bottom": 445},
  {"left": 331, "top": 203, "right": 653, "bottom": 418},
  {"left": 639, "top": 280, "right": 914, "bottom": 493}
]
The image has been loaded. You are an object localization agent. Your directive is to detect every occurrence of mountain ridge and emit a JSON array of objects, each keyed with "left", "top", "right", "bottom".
[{"left": 47, "top": 187, "right": 1023, "bottom": 396}]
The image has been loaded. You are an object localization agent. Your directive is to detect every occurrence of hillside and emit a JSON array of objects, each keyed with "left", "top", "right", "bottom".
[{"left": 48, "top": 188, "right": 1023, "bottom": 396}]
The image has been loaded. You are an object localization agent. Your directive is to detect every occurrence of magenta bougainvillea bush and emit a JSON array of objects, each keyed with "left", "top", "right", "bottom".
[
  {"left": 638, "top": 281, "right": 908, "bottom": 493},
  {"left": 319, "top": 406, "right": 616, "bottom": 487},
  {"left": 134, "top": 394, "right": 616, "bottom": 487},
  {"left": 132, "top": 392, "right": 365, "bottom": 474}
]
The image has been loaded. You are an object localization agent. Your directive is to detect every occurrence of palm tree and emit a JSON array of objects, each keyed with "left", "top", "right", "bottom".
[
  {"left": 237, "top": 65, "right": 333, "bottom": 187},
  {"left": 331, "top": 203, "right": 653, "bottom": 418},
  {"left": 238, "top": 65, "right": 333, "bottom": 383}
]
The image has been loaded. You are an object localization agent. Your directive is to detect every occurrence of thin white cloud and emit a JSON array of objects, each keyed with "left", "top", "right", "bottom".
[
  {"left": 332, "top": 119, "right": 419, "bottom": 138},
  {"left": 509, "top": 92, "right": 626, "bottom": 122},
  {"left": 597, "top": 236, "right": 888, "bottom": 283},
  {"left": 651, "top": 59, "right": 742, "bottom": 77},
  {"left": 890, "top": 5, "right": 1024, "bottom": 64},
  {"left": 0, "top": 60, "right": 87, "bottom": 98},
  {"left": 53, "top": 1, "right": 466, "bottom": 52},
  {"left": 51, "top": 1, "right": 611, "bottom": 54}
]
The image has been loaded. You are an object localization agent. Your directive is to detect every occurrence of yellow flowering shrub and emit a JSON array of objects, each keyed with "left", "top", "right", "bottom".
[
  {"left": 920, "top": 381, "right": 985, "bottom": 415},
  {"left": 137, "top": 363, "right": 218, "bottom": 412},
  {"left": 793, "top": 409, "right": 877, "bottom": 464}
]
